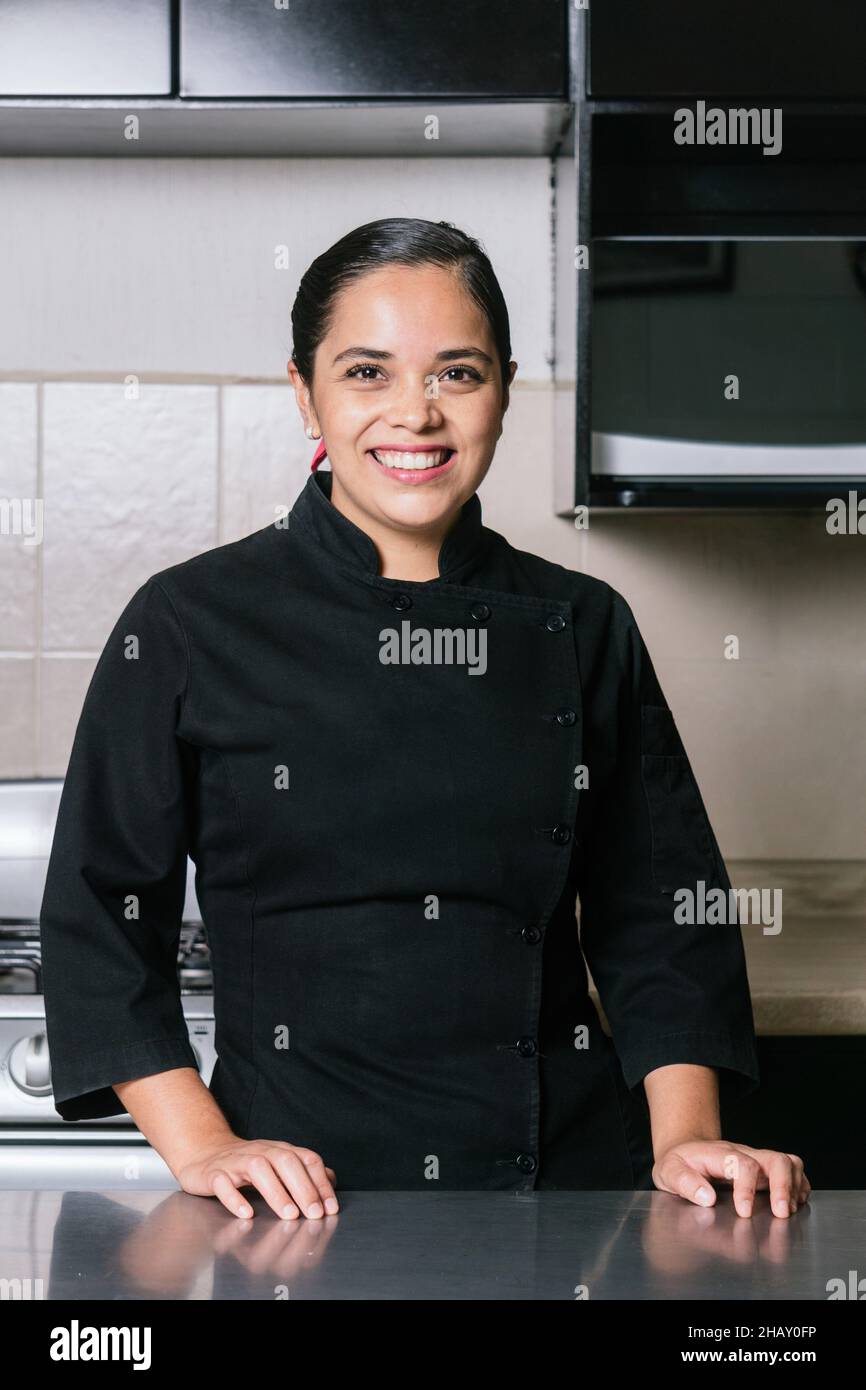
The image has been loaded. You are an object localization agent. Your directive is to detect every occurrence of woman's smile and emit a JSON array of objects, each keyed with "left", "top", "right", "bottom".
[{"left": 367, "top": 445, "right": 457, "bottom": 484}]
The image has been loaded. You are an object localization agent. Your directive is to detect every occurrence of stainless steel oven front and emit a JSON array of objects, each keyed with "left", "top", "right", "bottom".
[{"left": 0, "top": 780, "right": 215, "bottom": 1186}]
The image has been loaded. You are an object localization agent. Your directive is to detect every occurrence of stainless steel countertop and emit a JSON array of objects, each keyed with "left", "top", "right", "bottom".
[{"left": 0, "top": 1184, "right": 861, "bottom": 1300}]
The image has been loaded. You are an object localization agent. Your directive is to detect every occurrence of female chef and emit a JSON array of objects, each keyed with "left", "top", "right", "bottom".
[{"left": 40, "top": 217, "right": 810, "bottom": 1224}]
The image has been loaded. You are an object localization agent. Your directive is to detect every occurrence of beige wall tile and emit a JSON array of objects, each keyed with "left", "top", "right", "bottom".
[
  {"left": 38, "top": 655, "right": 96, "bottom": 777},
  {"left": 220, "top": 384, "right": 310, "bottom": 544},
  {"left": 0, "top": 383, "right": 39, "bottom": 650},
  {"left": 0, "top": 657, "right": 36, "bottom": 775},
  {"left": 41, "top": 383, "right": 218, "bottom": 650}
]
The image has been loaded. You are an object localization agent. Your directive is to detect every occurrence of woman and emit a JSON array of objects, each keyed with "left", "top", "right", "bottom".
[{"left": 40, "top": 217, "right": 810, "bottom": 1223}]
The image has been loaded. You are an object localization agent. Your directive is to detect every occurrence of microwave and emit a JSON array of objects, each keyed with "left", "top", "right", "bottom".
[{"left": 586, "top": 237, "right": 866, "bottom": 508}]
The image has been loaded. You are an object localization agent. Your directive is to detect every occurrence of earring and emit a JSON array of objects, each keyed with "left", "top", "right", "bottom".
[{"left": 305, "top": 424, "right": 321, "bottom": 441}]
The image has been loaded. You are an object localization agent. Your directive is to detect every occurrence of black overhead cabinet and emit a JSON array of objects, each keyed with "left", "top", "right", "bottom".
[
  {"left": 180, "top": 0, "right": 568, "bottom": 99},
  {"left": 589, "top": 0, "right": 866, "bottom": 100},
  {"left": 566, "top": 4, "right": 866, "bottom": 511},
  {"left": 0, "top": 0, "right": 570, "bottom": 155}
]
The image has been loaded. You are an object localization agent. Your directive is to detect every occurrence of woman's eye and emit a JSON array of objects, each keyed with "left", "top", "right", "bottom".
[
  {"left": 345, "top": 363, "right": 384, "bottom": 381},
  {"left": 441, "top": 366, "right": 482, "bottom": 383}
]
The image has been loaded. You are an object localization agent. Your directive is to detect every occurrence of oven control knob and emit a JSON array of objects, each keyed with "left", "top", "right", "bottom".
[{"left": 8, "top": 1034, "right": 53, "bottom": 1096}]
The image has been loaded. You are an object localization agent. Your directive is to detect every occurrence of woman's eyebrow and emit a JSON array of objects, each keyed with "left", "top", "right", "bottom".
[{"left": 332, "top": 345, "right": 494, "bottom": 365}]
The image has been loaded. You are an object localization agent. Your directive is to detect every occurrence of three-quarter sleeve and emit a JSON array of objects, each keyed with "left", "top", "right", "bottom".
[
  {"left": 40, "top": 577, "right": 200, "bottom": 1121},
  {"left": 579, "top": 592, "right": 760, "bottom": 1104}
]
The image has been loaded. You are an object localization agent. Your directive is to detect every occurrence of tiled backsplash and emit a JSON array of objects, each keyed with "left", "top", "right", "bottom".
[{"left": 1, "top": 379, "right": 311, "bottom": 773}]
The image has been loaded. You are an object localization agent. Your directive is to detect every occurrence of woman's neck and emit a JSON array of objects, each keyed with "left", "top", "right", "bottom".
[{"left": 330, "top": 474, "right": 455, "bottom": 581}]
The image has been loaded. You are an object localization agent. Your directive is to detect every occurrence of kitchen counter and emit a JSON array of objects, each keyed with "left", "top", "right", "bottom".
[
  {"left": 587, "top": 860, "right": 866, "bottom": 1036},
  {"left": 738, "top": 914, "right": 866, "bottom": 1034},
  {"left": 0, "top": 1181, "right": 862, "bottom": 1300}
]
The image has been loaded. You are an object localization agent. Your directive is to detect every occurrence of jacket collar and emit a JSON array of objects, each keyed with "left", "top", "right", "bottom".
[{"left": 288, "top": 468, "right": 489, "bottom": 581}]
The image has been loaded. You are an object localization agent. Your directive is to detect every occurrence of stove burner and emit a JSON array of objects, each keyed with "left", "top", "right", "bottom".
[{"left": 0, "top": 920, "right": 213, "bottom": 996}]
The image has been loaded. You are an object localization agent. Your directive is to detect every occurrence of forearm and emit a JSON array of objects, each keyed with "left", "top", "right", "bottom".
[
  {"left": 112, "top": 1068, "right": 236, "bottom": 1176},
  {"left": 643, "top": 1063, "right": 721, "bottom": 1158}
]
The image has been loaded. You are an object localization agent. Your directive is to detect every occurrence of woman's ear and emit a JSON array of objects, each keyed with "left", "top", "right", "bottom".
[
  {"left": 501, "top": 359, "right": 518, "bottom": 417},
  {"left": 287, "top": 360, "right": 319, "bottom": 435}
]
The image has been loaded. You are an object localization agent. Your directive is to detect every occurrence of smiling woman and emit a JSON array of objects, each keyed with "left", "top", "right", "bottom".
[
  {"left": 39, "top": 217, "right": 810, "bottom": 1225},
  {"left": 286, "top": 218, "right": 515, "bottom": 580}
]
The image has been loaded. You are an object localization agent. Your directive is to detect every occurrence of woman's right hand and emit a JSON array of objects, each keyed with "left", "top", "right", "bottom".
[{"left": 175, "top": 1138, "right": 340, "bottom": 1220}]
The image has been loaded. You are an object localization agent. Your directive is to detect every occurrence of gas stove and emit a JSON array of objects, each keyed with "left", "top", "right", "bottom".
[
  {"left": 0, "top": 920, "right": 214, "bottom": 1000},
  {"left": 0, "top": 781, "right": 216, "bottom": 1182}
]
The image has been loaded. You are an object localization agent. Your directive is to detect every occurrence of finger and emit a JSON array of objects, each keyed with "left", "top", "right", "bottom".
[
  {"left": 269, "top": 1149, "right": 330, "bottom": 1219},
  {"left": 656, "top": 1153, "right": 717, "bottom": 1207},
  {"left": 242, "top": 1154, "right": 301, "bottom": 1220},
  {"left": 748, "top": 1149, "right": 792, "bottom": 1212},
  {"left": 765, "top": 1152, "right": 797, "bottom": 1218},
  {"left": 292, "top": 1149, "right": 340, "bottom": 1215},
  {"left": 785, "top": 1153, "right": 807, "bottom": 1210},
  {"left": 749, "top": 1150, "right": 794, "bottom": 1216},
  {"left": 211, "top": 1169, "right": 256, "bottom": 1219},
  {"left": 728, "top": 1151, "right": 761, "bottom": 1217},
  {"left": 786, "top": 1154, "right": 810, "bottom": 1206}
]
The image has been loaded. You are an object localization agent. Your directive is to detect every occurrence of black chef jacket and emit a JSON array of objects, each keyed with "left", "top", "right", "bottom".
[{"left": 39, "top": 468, "right": 760, "bottom": 1192}]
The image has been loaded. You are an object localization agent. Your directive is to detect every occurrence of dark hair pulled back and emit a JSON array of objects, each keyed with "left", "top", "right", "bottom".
[{"left": 291, "top": 217, "right": 512, "bottom": 387}]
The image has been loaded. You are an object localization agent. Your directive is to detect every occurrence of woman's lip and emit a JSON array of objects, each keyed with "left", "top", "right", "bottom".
[
  {"left": 368, "top": 448, "right": 457, "bottom": 484},
  {"left": 368, "top": 444, "right": 454, "bottom": 453}
]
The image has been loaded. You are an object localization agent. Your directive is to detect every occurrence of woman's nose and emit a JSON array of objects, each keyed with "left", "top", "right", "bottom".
[{"left": 382, "top": 377, "right": 445, "bottom": 430}]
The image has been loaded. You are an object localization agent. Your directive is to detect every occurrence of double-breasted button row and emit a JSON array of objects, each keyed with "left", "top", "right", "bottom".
[
  {"left": 387, "top": 601, "right": 566, "bottom": 627},
  {"left": 386, "top": 594, "right": 493, "bottom": 622}
]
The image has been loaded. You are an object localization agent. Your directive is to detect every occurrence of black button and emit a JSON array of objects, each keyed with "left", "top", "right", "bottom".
[
  {"left": 515, "top": 1153, "right": 538, "bottom": 1174},
  {"left": 555, "top": 707, "right": 577, "bottom": 726},
  {"left": 551, "top": 824, "right": 572, "bottom": 845},
  {"left": 470, "top": 601, "right": 491, "bottom": 622},
  {"left": 545, "top": 613, "right": 567, "bottom": 633},
  {"left": 517, "top": 1037, "right": 537, "bottom": 1057},
  {"left": 392, "top": 593, "right": 412, "bottom": 611},
  {"left": 521, "top": 925, "right": 542, "bottom": 945}
]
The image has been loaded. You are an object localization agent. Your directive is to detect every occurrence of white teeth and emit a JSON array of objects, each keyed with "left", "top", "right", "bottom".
[{"left": 373, "top": 450, "right": 450, "bottom": 470}]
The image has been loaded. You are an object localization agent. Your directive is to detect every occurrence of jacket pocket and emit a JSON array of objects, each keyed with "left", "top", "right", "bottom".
[{"left": 640, "top": 703, "right": 717, "bottom": 894}]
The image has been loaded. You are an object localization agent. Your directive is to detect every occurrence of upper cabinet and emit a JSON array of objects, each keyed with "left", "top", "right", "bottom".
[
  {"left": 0, "top": 0, "right": 570, "bottom": 153},
  {"left": 0, "top": 0, "right": 171, "bottom": 96},
  {"left": 179, "top": 0, "right": 567, "bottom": 100},
  {"left": 589, "top": 0, "right": 866, "bottom": 99}
]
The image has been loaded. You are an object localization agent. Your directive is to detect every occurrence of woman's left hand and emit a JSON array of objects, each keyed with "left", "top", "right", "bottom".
[{"left": 652, "top": 1140, "right": 811, "bottom": 1217}]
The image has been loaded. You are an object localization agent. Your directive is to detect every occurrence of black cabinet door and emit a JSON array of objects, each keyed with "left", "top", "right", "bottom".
[
  {"left": 589, "top": 0, "right": 866, "bottom": 99},
  {"left": 0, "top": 0, "right": 171, "bottom": 96},
  {"left": 180, "top": 0, "right": 567, "bottom": 99}
]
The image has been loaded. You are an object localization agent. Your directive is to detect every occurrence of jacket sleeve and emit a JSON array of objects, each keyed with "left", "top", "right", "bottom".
[
  {"left": 578, "top": 591, "right": 760, "bottom": 1105},
  {"left": 39, "top": 577, "right": 200, "bottom": 1121}
]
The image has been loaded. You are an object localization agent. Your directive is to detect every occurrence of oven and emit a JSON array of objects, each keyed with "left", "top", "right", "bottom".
[{"left": 0, "top": 780, "right": 216, "bottom": 1186}]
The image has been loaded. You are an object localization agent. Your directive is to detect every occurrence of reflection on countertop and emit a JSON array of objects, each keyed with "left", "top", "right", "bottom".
[{"left": 0, "top": 1184, "right": 858, "bottom": 1301}]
